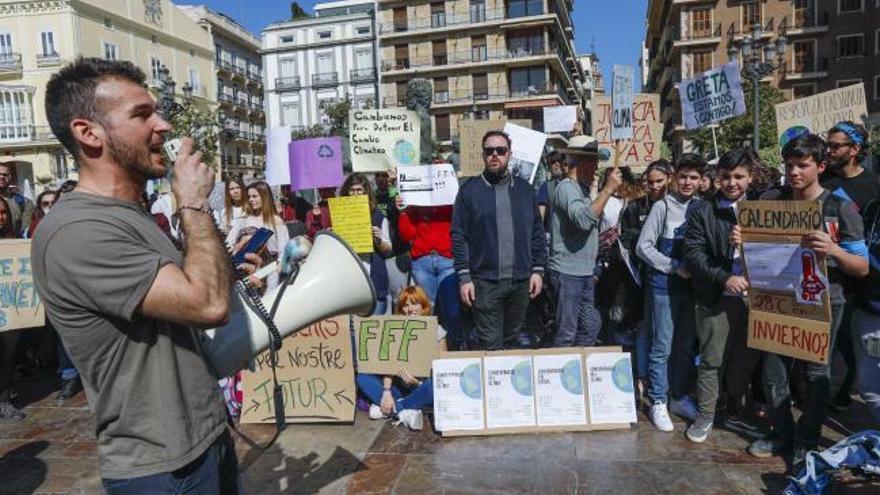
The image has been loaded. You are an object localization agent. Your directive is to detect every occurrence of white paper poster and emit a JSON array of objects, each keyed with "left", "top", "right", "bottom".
[
  {"left": 543, "top": 106, "right": 578, "bottom": 134},
  {"left": 611, "top": 65, "right": 635, "bottom": 140},
  {"left": 432, "top": 357, "right": 485, "bottom": 431},
  {"left": 484, "top": 355, "right": 536, "bottom": 429},
  {"left": 398, "top": 163, "right": 459, "bottom": 206},
  {"left": 533, "top": 354, "right": 588, "bottom": 427},
  {"left": 742, "top": 242, "right": 830, "bottom": 297},
  {"left": 679, "top": 62, "right": 746, "bottom": 130},
  {"left": 265, "top": 127, "right": 292, "bottom": 186},
  {"left": 349, "top": 109, "right": 420, "bottom": 172},
  {"left": 586, "top": 352, "right": 637, "bottom": 425},
  {"left": 503, "top": 123, "right": 547, "bottom": 184}
]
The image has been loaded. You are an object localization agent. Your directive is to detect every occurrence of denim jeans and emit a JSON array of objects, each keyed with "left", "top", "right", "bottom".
[
  {"left": 646, "top": 289, "right": 697, "bottom": 404},
  {"left": 763, "top": 303, "right": 844, "bottom": 450},
  {"left": 472, "top": 278, "right": 531, "bottom": 350},
  {"left": 58, "top": 339, "right": 78, "bottom": 381},
  {"left": 102, "top": 431, "right": 240, "bottom": 494},
  {"left": 356, "top": 373, "right": 434, "bottom": 410},
  {"left": 851, "top": 308, "right": 880, "bottom": 422},
  {"left": 635, "top": 319, "right": 651, "bottom": 380},
  {"left": 411, "top": 254, "right": 455, "bottom": 304},
  {"left": 373, "top": 295, "right": 389, "bottom": 316},
  {"left": 548, "top": 271, "right": 602, "bottom": 347}
]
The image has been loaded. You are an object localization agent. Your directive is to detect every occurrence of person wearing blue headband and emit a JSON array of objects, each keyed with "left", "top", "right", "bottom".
[{"left": 820, "top": 121, "right": 879, "bottom": 413}]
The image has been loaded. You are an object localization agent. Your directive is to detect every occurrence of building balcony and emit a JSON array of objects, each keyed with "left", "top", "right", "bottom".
[
  {"left": 382, "top": 96, "right": 407, "bottom": 107},
  {"left": 426, "top": 84, "right": 565, "bottom": 109},
  {"left": 381, "top": 46, "right": 560, "bottom": 73},
  {"left": 275, "top": 76, "right": 301, "bottom": 91},
  {"left": 381, "top": 6, "right": 556, "bottom": 36},
  {"left": 218, "top": 93, "right": 235, "bottom": 105},
  {"left": 0, "top": 124, "right": 55, "bottom": 144},
  {"left": 0, "top": 52, "right": 22, "bottom": 72},
  {"left": 312, "top": 72, "right": 338, "bottom": 88},
  {"left": 216, "top": 59, "right": 234, "bottom": 73},
  {"left": 247, "top": 68, "right": 262, "bottom": 83},
  {"left": 249, "top": 101, "right": 264, "bottom": 113},
  {"left": 350, "top": 68, "right": 376, "bottom": 83},
  {"left": 782, "top": 57, "right": 829, "bottom": 81},
  {"left": 36, "top": 52, "right": 61, "bottom": 67},
  {"left": 782, "top": 11, "right": 830, "bottom": 35},
  {"left": 673, "top": 23, "right": 722, "bottom": 48}
]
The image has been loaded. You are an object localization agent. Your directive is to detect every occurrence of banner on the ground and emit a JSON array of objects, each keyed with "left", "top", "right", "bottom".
[
  {"left": 774, "top": 83, "right": 868, "bottom": 147},
  {"left": 679, "top": 62, "right": 746, "bottom": 130},
  {"left": 434, "top": 347, "right": 634, "bottom": 437},
  {"left": 265, "top": 127, "right": 293, "bottom": 186},
  {"left": 503, "top": 123, "right": 547, "bottom": 184},
  {"left": 349, "top": 109, "right": 420, "bottom": 172},
  {"left": 739, "top": 201, "right": 832, "bottom": 364},
  {"left": 543, "top": 106, "right": 579, "bottom": 134},
  {"left": 592, "top": 93, "right": 662, "bottom": 172},
  {"left": 328, "top": 195, "right": 373, "bottom": 254},
  {"left": 457, "top": 119, "right": 531, "bottom": 177},
  {"left": 611, "top": 65, "right": 635, "bottom": 140},
  {"left": 241, "top": 316, "right": 356, "bottom": 423},
  {"left": 289, "top": 136, "right": 344, "bottom": 191},
  {"left": 0, "top": 240, "right": 43, "bottom": 332},
  {"left": 398, "top": 164, "right": 459, "bottom": 206},
  {"left": 354, "top": 315, "right": 439, "bottom": 377}
]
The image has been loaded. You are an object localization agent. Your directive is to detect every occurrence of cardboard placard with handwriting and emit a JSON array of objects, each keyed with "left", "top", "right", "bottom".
[
  {"left": 775, "top": 83, "right": 867, "bottom": 147},
  {"left": 0, "top": 240, "right": 44, "bottom": 332},
  {"left": 592, "top": 93, "right": 662, "bottom": 172},
  {"left": 457, "top": 119, "right": 531, "bottom": 177},
  {"left": 354, "top": 315, "right": 439, "bottom": 377},
  {"left": 241, "top": 316, "right": 355, "bottom": 423},
  {"left": 328, "top": 195, "right": 373, "bottom": 254},
  {"left": 738, "top": 201, "right": 832, "bottom": 364}
]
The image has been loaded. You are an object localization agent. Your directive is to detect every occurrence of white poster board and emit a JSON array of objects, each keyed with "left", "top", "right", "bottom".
[
  {"left": 679, "top": 62, "right": 747, "bottom": 130},
  {"left": 483, "top": 355, "right": 536, "bottom": 429},
  {"left": 543, "top": 106, "right": 578, "bottom": 133},
  {"left": 611, "top": 65, "right": 635, "bottom": 140},
  {"left": 433, "top": 357, "right": 485, "bottom": 432},
  {"left": 398, "top": 163, "right": 459, "bottom": 206},
  {"left": 533, "top": 353, "right": 588, "bottom": 427},
  {"left": 265, "top": 127, "right": 292, "bottom": 186},
  {"left": 585, "top": 352, "right": 637, "bottom": 425},
  {"left": 349, "top": 109, "right": 420, "bottom": 172},
  {"left": 503, "top": 123, "right": 547, "bottom": 184}
]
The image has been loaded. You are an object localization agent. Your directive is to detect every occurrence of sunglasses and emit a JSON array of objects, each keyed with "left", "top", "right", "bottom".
[
  {"left": 827, "top": 142, "right": 852, "bottom": 151},
  {"left": 483, "top": 146, "right": 509, "bottom": 157}
]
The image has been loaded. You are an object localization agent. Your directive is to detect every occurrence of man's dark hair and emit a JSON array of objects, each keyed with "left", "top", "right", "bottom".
[
  {"left": 0, "top": 161, "right": 16, "bottom": 179},
  {"left": 782, "top": 132, "right": 826, "bottom": 164},
  {"left": 717, "top": 147, "right": 763, "bottom": 173},
  {"left": 546, "top": 151, "right": 564, "bottom": 164},
  {"left": 828, "top": 121, "right": 869, "bottom": 162},
  {"left": 45, "top": 57, "right": 146, "bottom": 158},
  {"left": 481, "top": 130, "right": 511, "bottom": 149},
  {"left": 675, "top": 153, "right": 707, "bottom": 174}
]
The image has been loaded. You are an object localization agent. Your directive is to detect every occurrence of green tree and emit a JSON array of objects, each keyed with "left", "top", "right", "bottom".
[
  {"left": 290, "top": 2, "right": 310, "bottom": 20},
  {"left": 687, "top": 80, "right": 785, "bottom": 167},
  {"left": 166, "top": 102, "right": 221, "bottom": 167}
]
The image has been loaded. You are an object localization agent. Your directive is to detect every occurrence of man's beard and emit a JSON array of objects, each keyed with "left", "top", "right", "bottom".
[
  {"left": 106, "top": 132, "right": 165, "bottom": 180},
  {"left": 827, "top": 156, "right": 849, "bottom": 171}
]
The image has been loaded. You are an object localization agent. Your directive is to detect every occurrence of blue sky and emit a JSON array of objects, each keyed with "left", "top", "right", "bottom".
[{"left": 198, "top": 0, "right": 647, "bottom": 89}]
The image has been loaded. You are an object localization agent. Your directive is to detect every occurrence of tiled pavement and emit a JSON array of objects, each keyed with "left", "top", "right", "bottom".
[{"left": 1, "top": 368, "right": 877, "bottom": 494}]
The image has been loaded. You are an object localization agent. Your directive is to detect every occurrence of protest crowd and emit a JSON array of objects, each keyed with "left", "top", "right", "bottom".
[{"left": 0, "top": 57, "right": 877, "bottom": 493}]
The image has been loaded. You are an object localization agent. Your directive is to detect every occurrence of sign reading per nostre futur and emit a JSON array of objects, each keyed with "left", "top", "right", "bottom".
[
  {"left": 611, "top": 65, "right": 635, "bottom": 140},
  {"left": 0, "top": 240, "right": 44, "bottom": 332},
  {"left": 679, "top": 62, "right": 746, "bottom": 130},
  {"left": 349, "top": 109, "right": 420, "bottom": 172}
]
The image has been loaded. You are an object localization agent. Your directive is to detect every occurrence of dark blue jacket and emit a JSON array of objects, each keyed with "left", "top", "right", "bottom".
[{"left": 451, "top": 174, "right": 547, "bottom": 284}]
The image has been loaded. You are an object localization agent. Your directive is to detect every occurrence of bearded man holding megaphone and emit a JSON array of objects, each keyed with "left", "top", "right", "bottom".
[{"left": 32, "top": 58, "right": 374, "bottom": 494}]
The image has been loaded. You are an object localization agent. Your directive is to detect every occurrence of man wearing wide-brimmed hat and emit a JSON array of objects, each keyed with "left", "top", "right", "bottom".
[{"left": 546, "top": 134, "right": 622, "bottom": 347}]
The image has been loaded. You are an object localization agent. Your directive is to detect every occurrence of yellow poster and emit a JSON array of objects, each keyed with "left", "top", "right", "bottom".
[{"left": 328, "top": 195, "right": 373, "bottom": 254}]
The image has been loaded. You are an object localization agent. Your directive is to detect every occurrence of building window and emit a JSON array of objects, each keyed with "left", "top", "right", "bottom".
[
  {"left": 508, "top": 29, "right": 544, "bottom": 57},
  {"left": 151, "top": 57, "right": 162, "bottom": 80},
  {"left": 472, "top": 36, "right": 487, "bottom": 62},
  {"left": 836, "top": 78, "right": 862, "bottom": 89},
  {"left": 0, "top": 33, "right": 12, "bottom": 57},
  {"left": 53, "top": 151, "right": 68, "bottom": 179},
  {"left": 691, "top": 9, "right": 712, "bottom": 38},
  {"left": 103, "top": 42, "right": 118, "bottom": 61},
  {"left": 432, "top": 40, "right": 447, "bottom": 65},
  {"left": 741, "top": 1, "right": 761, "bottom": 29},
  {"left": 434, "top": 77, "right": 449, "bottom": 103},
  {"left": 473, "top": 73, "right": 488, "bottom": 99},
  {"left": 470, "top": 0, "right": 486, "bottom": 23},
  {"left": 874, "top": 75, "right": 880, "bottom": 100},
  {"left": 316, "top": 52, "right": 334, "bottom": 75},
  {"left": 355, "top": 48, "right": 372, "bottom": 69},
  {"left": 838, "top": 0, "right": 863, "bottom": 13},
  {"left": 188, "top": 68, "right": 200, "bottom": 94},
  {"left": 318, "top": 98, "right": 336, "bottom": 125},
  {"left": 317, "top": 30, "right": 332, "bottom": 40},
  {"left": 281, "top": 103, "right": 299, "bottom": 126},
  {"left": 279, "top": 57, "right": 296, "bottom": 77},
  {"left": 692, "top": 51, "right": 713, "bottom": 74},
  {"left": 280, "top": 35, "right": 294, "bottom": 44},
  {"left": 431, "top": 2, "right": 446, "bottom": 28},
  {"left": 356, "top": 25, "right": 370, "bottom": 36},
  {"left": 507, "top": 0, "right": 543, "bottom": 18},
  {"left": 0, "top": 90, "right": 32, "bottom": 141},
  {"left": 792, "top": 40, "right": 816, "bottom": 72},
  {"left": 837, "top": 34, "right": 865, "bottom": 58},
  {"left": 434, "top": 114, "right": 450, "bottom": 141},
  {"left": 40, "top": 31, "right": 55, "bottom": 55},
  {"left": 509, "top": 66, "right": 546, "bottom": 96},
  {"left": 792, "top": 84, "right": 816, "bottom": 99},
  {"left": 793, "top": 0, "right": 816, "bottom": 28}
]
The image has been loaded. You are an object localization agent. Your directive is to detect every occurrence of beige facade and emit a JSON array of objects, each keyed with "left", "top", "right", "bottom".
[
  {"left": 645, "top": 0, "right": 880, "bottom": 153},
  {"left": 377, "top": 0, "right": 583, "bottom": 143},
  {"left": 0, "top": 0, "right": 215, "bottom": 189},
  {"left": 180, "top": 4, "right": 265, "bottom": 179}
]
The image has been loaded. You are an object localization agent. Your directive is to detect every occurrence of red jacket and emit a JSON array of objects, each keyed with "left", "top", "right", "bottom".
[
  {"left": 397, "top": 205, "right": 453, "bottom": 259},
  {"left": 305, "top": 202, "right": 331, "bottom": 240}
]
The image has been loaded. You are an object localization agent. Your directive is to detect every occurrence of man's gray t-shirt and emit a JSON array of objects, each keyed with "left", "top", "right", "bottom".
[
  {"left": 549, "top": 178, "right": 600, "bottom": 276},
  {"left": 31, "top": 192, "right": 228, "bottom": 479}
]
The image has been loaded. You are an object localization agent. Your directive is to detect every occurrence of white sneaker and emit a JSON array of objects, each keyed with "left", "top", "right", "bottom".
[
  {"left": 395, "top": 409, "right": 424, "bottom": 431},
  {"left": 669, "top": 396, "right": 699, "bottom": 422},
  {"left": 368, "top": 404, "right": 385, "bottom": 420},
  {"left": 649, "top": 403, "right": 674, "bottom": 432}
]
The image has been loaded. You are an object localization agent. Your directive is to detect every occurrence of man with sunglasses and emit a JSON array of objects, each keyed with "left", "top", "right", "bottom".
[
  {"left": 451, "top": 131, "right": 546, "bottom": 350},
  {"left": 0, "top": 162, "right": 35, "bottom": 236}
]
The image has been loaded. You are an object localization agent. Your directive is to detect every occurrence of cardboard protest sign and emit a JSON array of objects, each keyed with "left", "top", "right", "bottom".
[
  {"left": 0, "top": 240, "right": 43, "bottom": 332},
  {"left": 592, "top": 93, "right": 662, "bottom": 172},
  {"left": 289, "top": 137, "right": 344, "bottom": 191},
  {"left": 241, "top": 316, "right": 355, "bottom": 423},
  {"left": 611, "top": 65, "right": 635, "bottom": 140},
  {"left": 457, "top": 119, "right": 531, "bottom": 177},
  {"left": 328, "top": 195, "right": 373, "bottom": 254},
  {"left": 775, "top": 83, "right": 868, "bottom": 147},
  {"left": 265, "top": 127, "right": 293, "bottom": 186},
  {"left": 503, "top": 123, "right": 547, "bottom": 184},
  {"left": 354, "top": 315, "right": 439, "bottom": 377},
  {"left": 739, "top": 201, "right": 832, "bottom": 364},
  {"left": 349, "top": 109, "right": 420, "bottom": 172},
  {"left": 398, "top": 163, "right": 459, "bottom": 206},
  {"left": 543, "top": 106, "right": 578, "bottom": 133},
  {"left": 679, "top": 62, "right": 746, "bottom": 130},
  {"left": 433, "top": 352, "right": 485, "bottom": 432}
]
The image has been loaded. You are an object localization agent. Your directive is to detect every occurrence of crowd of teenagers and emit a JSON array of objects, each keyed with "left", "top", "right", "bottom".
[{"left": 2, "top": 112, "right": 879, "bottom": 474}]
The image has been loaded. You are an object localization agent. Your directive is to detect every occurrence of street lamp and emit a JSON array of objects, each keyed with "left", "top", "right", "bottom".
[
  {"left": 727, "top": 25, "right": 787, "bottom": 151},
  {"left": 157, "top": 64, "right": 183, "bottom": 118}
]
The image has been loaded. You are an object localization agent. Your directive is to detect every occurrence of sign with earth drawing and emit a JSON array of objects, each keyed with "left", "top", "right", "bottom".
[{"left": 349, "top": 109, "right": 420, "bottom": 172}]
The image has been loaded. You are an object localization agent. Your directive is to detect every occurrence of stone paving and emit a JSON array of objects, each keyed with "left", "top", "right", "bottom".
[{"left": 1, "top": 368, "right": 877, "bottom": 494}]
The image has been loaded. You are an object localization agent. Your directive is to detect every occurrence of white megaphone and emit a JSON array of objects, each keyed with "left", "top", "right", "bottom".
[{"left": 201, "top": 230, "right": 376, "bottom": 378}]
